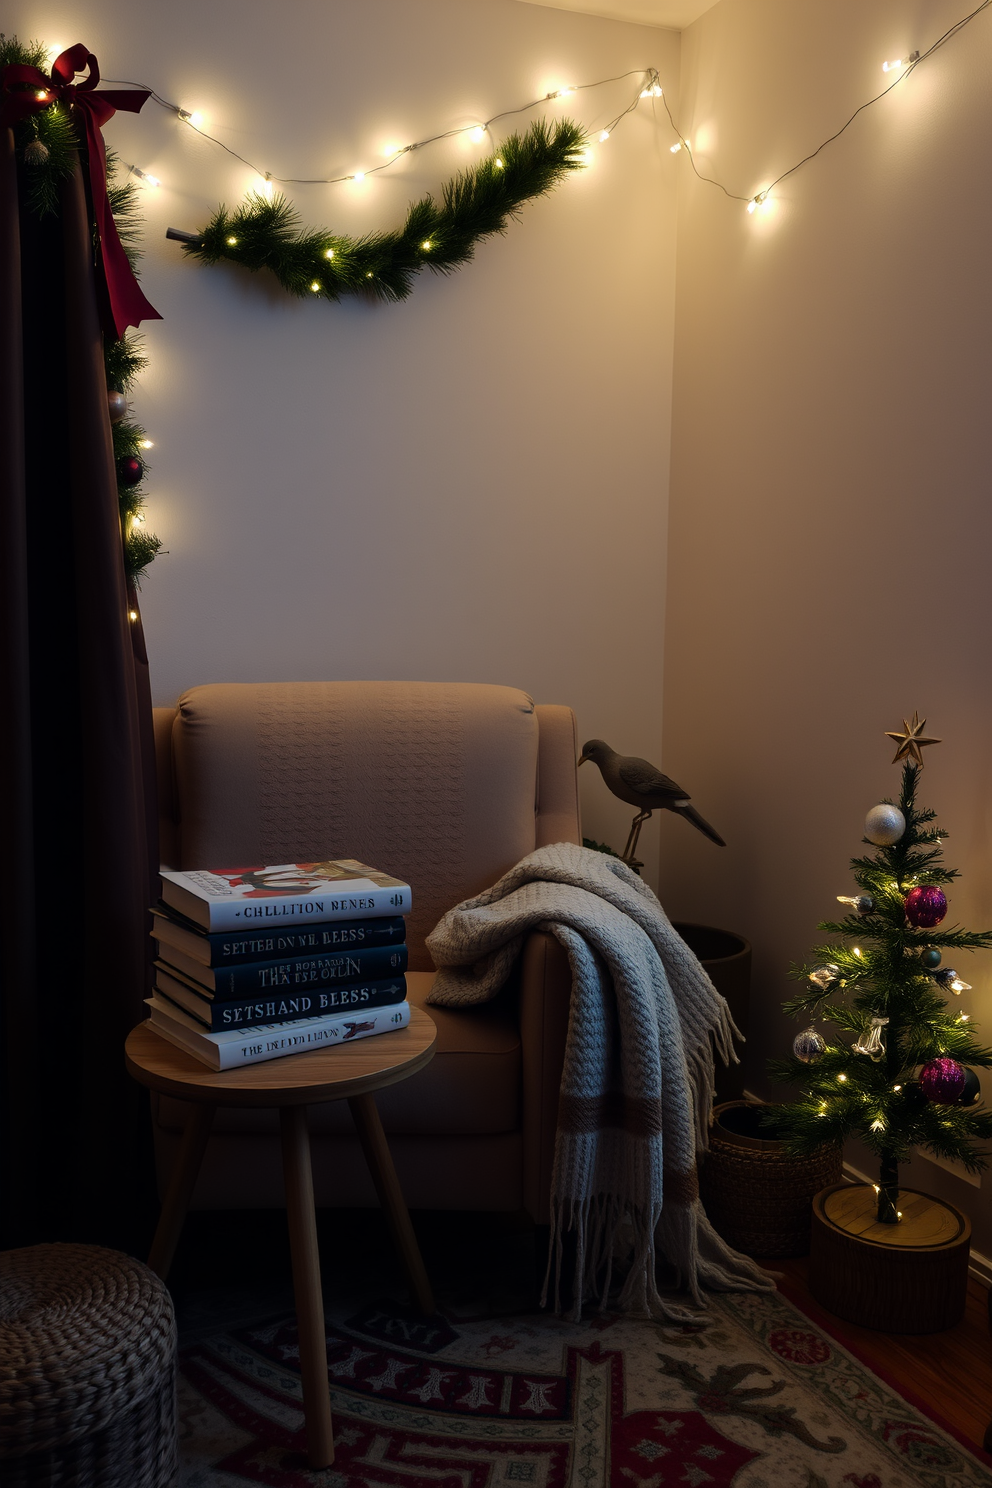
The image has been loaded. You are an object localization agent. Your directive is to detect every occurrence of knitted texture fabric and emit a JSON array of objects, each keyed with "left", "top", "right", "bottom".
[{"left": 426, "top": 842, "right": 774, "bottom": 1320}]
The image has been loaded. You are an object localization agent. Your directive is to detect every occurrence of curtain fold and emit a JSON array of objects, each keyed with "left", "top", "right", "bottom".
[{"left": 1, "top": 133, "right": 158, "bottom": 1249}]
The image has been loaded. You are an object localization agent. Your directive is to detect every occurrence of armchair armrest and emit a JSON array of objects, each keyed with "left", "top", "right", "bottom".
[{"left": 519, "top": 930, "right": 571, "bottom": 1223}]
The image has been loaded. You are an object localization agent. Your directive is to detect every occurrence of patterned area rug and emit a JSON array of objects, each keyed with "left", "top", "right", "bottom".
[{"left": 176, "top": 1284, "right": 992, "bottom": 1487}]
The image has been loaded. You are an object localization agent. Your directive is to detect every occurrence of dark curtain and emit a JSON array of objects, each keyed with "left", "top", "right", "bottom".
[{"left": 0, "top": 126, "right": 159, "bottom": 1250}]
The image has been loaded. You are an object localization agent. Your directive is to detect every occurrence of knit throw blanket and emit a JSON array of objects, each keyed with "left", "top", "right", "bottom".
[{"left": 426, "top": 842, "right": 774, "bottom": 1320}]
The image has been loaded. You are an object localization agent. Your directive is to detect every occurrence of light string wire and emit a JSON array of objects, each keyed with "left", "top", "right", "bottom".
[
  {"left": 662, "top": 0, "right": 991, "bottom": 210},
  {"left": 101, "top": 67, "right": 661, "bottom": 189}
]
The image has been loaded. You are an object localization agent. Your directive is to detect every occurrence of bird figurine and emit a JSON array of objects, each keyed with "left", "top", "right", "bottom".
[{"left": 577, "top": 739, "right": 726, "bottom": 865}]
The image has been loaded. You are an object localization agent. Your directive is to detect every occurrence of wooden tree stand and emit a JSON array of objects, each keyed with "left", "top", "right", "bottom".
[{"left": 809, "top": 1182, "right": 971, "bottom": 1334}]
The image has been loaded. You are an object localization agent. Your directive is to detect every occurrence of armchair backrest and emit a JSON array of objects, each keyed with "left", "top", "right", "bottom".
[{"left": 153, "top": 681, "right": 580, "bottom": 967}]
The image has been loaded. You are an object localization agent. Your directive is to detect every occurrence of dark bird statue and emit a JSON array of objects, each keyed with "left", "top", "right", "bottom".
[{"left": 578, "top": 739, "right": 726, "bottom": 864}]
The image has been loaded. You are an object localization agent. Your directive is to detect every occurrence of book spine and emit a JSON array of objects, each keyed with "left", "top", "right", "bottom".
[
  {"left": 196, "top": 944, "right": 408, "bottom": 998},
  {"left": 206, "top": 884, "right": 411, "bottom": 932},
  {"left": 204, "top": 915, "right": 406, "bottom": 966},
  {"left": 164, "top": 976, "right": 407, "bottom": 1031},
  {"left": 217, "top": 1000, "right": 411, "bottom": 1069}
]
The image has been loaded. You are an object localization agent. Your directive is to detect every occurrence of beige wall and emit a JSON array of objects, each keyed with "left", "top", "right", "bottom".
[
  {"left": 6, "top": 0, "right": 680, "bottom": 872},
  {"left": 661, "top": 0, "right": 992, "bottom": 1249}
]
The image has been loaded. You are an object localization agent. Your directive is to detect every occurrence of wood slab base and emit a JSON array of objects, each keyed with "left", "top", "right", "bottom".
[{"left": 809, "top": 1182, "right": 971, "bottom": 1335}]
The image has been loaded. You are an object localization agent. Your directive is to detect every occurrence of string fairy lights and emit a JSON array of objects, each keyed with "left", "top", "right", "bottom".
[
  {"left": 110, "top": 66, "right": 662, "bottom": 194},
  {"left": 660, "top": 0, "right": 991, "bottom": 215},
  {"left": 108, "top": 0, "right": 991, "bottom": 231}
]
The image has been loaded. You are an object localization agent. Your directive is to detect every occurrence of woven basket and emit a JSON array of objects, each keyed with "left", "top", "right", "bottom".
[
  {"left": 0, "top": 1243, "right": 177, "bottom": 1487},
  {"left": 699, "top": 1100, "right": 843, "bottom": 1258}
]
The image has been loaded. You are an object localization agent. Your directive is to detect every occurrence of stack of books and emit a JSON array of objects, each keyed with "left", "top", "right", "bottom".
[{"left": 146, "top": 859, "right": 413, "bottom": 1070}]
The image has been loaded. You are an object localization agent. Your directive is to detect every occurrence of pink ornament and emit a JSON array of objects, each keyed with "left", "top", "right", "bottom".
[
  {"left": 904, "top": 885, "right": 947, "bottom": 928},
  {"left": 920, "top": 1057, "right": 966, "bottom": 1104}
]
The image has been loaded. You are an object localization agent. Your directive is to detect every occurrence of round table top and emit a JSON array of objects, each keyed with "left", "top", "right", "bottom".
[{"left": 125, "top": 1006, "right": 437, "bottom": 1108}]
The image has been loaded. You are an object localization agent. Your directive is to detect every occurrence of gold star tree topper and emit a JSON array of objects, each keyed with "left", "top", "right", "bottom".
[{"left": 885, "top": 712, "right": 942, "bottom": 766}]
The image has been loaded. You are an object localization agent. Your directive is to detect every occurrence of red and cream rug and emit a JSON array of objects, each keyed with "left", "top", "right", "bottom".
[{"left": 176, "top": 1285, "right": 991, "bottom": 1487}]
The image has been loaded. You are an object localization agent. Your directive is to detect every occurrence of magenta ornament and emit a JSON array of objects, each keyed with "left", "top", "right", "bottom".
[
  {"left": 920, "top": 1057, "right": 966, "bottom": 1104},
  {"left": 904, "top": 885, "right": 947, "bottom": 928}
]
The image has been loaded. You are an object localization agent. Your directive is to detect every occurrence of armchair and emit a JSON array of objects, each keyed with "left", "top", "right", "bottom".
[{"left": 150, "top": 681, "right": 580, "bottom": 1222}]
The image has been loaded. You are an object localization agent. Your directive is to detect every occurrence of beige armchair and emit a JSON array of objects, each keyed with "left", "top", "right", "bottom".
[{"left": 150, "top": 681, "right": 580, "bottom": 1223}]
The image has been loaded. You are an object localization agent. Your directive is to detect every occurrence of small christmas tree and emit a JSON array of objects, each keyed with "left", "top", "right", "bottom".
[{"left": 770, "top": 713, "right": 992, "bottom": 1225}]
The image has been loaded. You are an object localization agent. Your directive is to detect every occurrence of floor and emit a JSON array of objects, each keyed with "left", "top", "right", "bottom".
[
  {"left": 775, "top": 1255, "right": 992, "bottom": 1452},
  {"left": 168, "top": 1208, "right": 992, "bottom": 1453}
]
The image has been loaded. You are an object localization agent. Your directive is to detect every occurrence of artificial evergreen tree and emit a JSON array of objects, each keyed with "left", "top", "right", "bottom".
[{"left": 770, "top": 714, "right": 992, "bottom": 1225}]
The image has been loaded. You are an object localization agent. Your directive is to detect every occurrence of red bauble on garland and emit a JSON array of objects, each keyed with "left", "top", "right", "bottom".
[
  {"left": 116, "top": 455, "right": 144, "bottom": 487},
  {"left": 904, "top": 885, "right": 947, "bottom": 928},
  {"left": 920, "top": 1057, "right": 966, "bottom": 1103}
]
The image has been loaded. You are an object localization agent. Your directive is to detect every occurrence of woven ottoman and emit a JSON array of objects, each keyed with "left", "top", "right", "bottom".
[{"left": 0, "top": 1243, "right": 177, "bottom": 1487}]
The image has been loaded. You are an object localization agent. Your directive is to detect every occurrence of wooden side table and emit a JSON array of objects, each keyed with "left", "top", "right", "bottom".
[{"left": 125, "top": 1007, "right": 437, "bottom": 1469}]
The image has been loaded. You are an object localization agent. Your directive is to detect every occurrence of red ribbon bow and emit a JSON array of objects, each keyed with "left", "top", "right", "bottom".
[{"left": 1, "top": 43, "right": 162, "bottom": 339}]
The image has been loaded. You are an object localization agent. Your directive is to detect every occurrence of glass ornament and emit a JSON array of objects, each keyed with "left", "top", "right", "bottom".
[
  {"left": 904, "top": 885, "right": 947, "bottom": 928},
  {"left": 920, "top": 948, "right": 942, "bottom": 969},
  {"left": 793, "top": 1026, "right": 826, "bottom": 1064},
  {"left": 935, "top": 967, "right": 971, "bottom": 995},
  {"left": 864, "top": 804, "right": 906, "bottom": 846},
  {"left": 852, "top": 1015, "right": 889, "bottom": 1060},
  {"left": 808, "top": 963, "right": 840, "bottom": 991},
  {"left": 837, "top": 894, "right": 874, "bottom": 915},
  {"left": 920, "top": 1056, "right": 966, "bottom": 1104}
]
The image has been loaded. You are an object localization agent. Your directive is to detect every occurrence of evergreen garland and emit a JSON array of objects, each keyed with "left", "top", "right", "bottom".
[
  {"left": 2, "top": 34, "right": 162, "bottom": 583},
  {"left": 180, "top": 118, "right": 587, "bottom": 303},
  {"left": 768, "top": 758, "right": 992, "bottom": 1221}
]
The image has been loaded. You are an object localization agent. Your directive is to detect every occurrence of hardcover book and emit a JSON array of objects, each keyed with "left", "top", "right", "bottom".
[
  {"left": 150, "top": 906, "right": 406, "bottom": 967},
  {"left": 153, "top": 942, "right": 408, "bottom": 998},
  {"left": 159, "top": 859, "right": 411, "bottom": 932},
  {"left": 145, "top": 995, "right": 412, "bottom": 1071},
  {"left": 153, "top": 966, "right": 407, "bottom": 1030}
]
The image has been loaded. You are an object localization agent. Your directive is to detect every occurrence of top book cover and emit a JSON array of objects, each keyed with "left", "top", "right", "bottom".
[{"left": 159, "top": 860, "right": 412, "bottom": 932}]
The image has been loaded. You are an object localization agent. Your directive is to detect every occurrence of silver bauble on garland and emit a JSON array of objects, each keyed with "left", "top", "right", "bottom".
[
  {"left": 864, "top": 803, "right": 906, "bottom": 846},
  {"left": 793, "top": 1026, "right": 826, "bottom": 1064}
]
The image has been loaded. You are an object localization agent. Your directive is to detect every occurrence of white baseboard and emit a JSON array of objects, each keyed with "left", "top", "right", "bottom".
[{"left": 737, "top": 1089, "right": 992, "bottom": 1289}]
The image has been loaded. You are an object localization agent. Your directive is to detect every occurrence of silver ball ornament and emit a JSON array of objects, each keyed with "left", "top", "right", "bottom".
[
  {"left": 107, "top": 390, "right": 127, "bottom": 423},
  {"left": 24, "top": 139, "right": 50, "bottom": 165},
  {"left": 793, "top": 1026, "right": 826, "bottom": 1064},
  {"left": 865, "top": 803, "right": 906, "bottom": 846}
]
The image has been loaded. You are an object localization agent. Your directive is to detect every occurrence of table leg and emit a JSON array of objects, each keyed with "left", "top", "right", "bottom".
[
  {"left": 348, "top": 1092, "right": 436, "bottom": 1316},
  {"left": 148, "top": 1103, "right": 215, "bottom": 1281},
  {"left": 280, "top": 1105, "right": 334, "bottom": 1469}
]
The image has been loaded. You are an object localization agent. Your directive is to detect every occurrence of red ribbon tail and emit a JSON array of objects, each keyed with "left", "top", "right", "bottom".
[{"left": 77, "top": 100, "right": 162, "bottom": 339}]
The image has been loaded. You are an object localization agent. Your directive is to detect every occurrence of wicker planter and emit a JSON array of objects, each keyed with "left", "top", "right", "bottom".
[
  {"left": 699, "top": 1100, "right": 843, "bottom": 1257},
  {"left": 674, "top": 924, "right": 750, "bottom": 1104},
  {"left": 0, "top": 1243, "right": 177, "bottom": 1487}
]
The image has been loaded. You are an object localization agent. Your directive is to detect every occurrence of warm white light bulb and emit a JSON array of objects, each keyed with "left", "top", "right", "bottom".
[
  {"left": 494, "top": 157, "right": 504, "bottom": 170},
  {"left": 352, "top": 171, "right": 366, "bottom": 182},
  {"left": 139, "top": 440, "right": 153, "bottom": 449},
  {"left": 838, "top": 1073, "right": 847, "bottom": 1083},
  {"left": 310, "top": 281, "right": 321, "bottom": 292},
  {"left": 132, "top": 513, "right": 145, "bottom": 525},
  {"left": 882, "top": 58, "right": 902, "bottom": 72},
  {"left": 383, "top": 144, "right": 405, "bottom": 157},
  {"left": 670, "top": 142, "right": 682, "bottom": 153},
  {"left": 128, "top": 609, "right": 138, "bottom": 621},
  {"left": 144, "top": 173, "right": 161, "bottom": 187},
  {"left": 599, "top": 130, "right": 610, "bottom": 143},
  {"left": 36, "top": 90, "right": 48, "bottom": 101},
  {"left": 870, "top": 1117, "right": 885, "bottom": 1132},
  {"left": 557, "top": 87, "right": 573, "bottom": 99},
  {"left": 324, "top": 248, "right": 334, "bottom": 259},
  {"left": 469, "top": 127, "right": 487, "bottom": 143},
  {"left": 226, "top": 236, "right": 238, "bottom": 246},
  {"left": 259, "top": 176, "right": 273, "bottom": 199},
  {"left": 747, "top": 199, "right": 758, "bottom": 214},
  {"left": 421, "top": 240, "right": 432, "bottom": 250}
]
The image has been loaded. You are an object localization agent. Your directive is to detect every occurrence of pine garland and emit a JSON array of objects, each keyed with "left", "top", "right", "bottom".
[
  {"left": 768, "top": 759, "right": 992, "bottom": 1220},
  {"left": 1, "top": 35, "right": 161, "bottom": 583},
  {"left": 180, "top": 118, "right": 587, "bottom": 303}
]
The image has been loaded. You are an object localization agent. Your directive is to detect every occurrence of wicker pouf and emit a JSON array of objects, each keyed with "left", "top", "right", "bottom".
[
  {"left": 699, "top": 1100, "right": 843, "bottom": 1257},
  {"left": 0, "top": 1243, "right": 177, "bottom": 1487}
]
